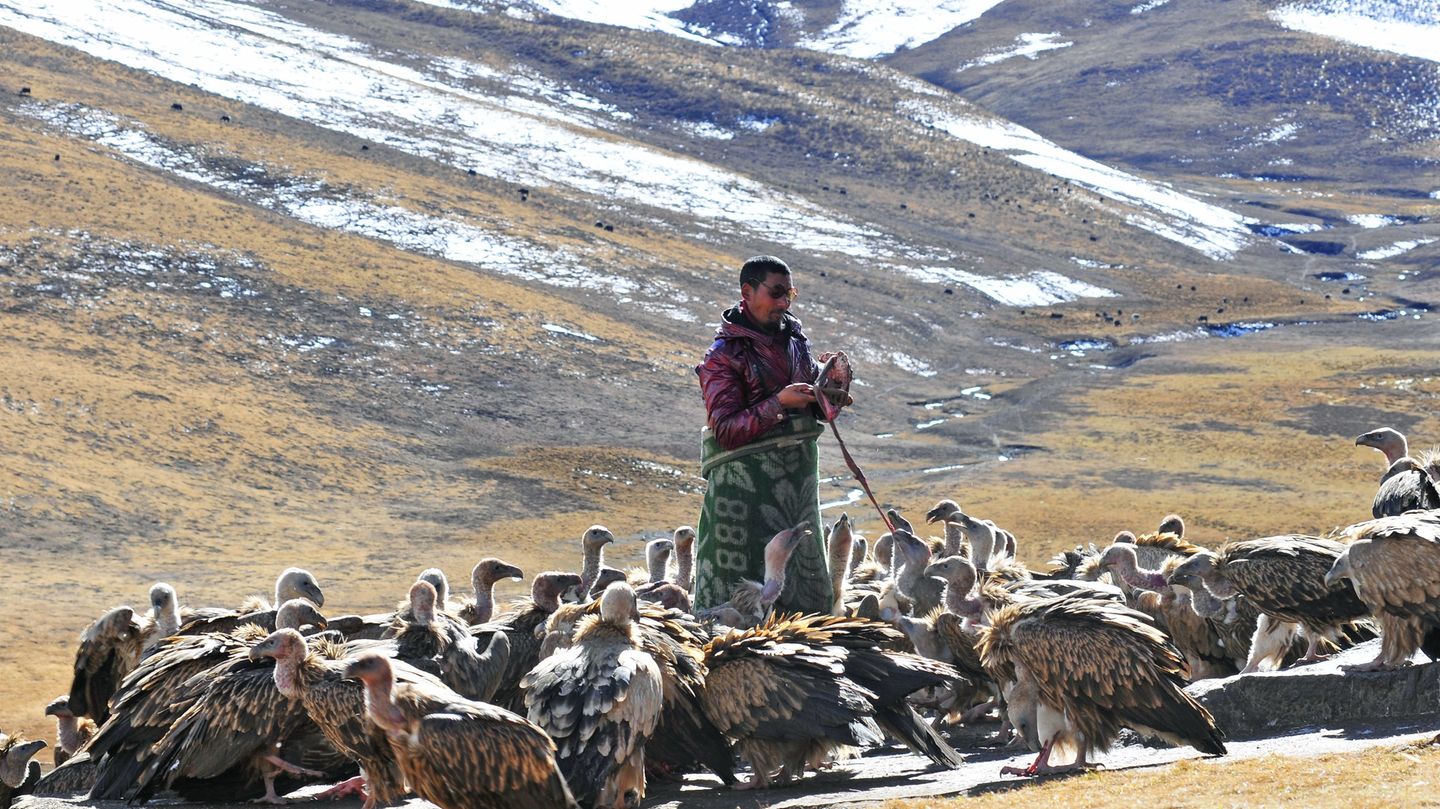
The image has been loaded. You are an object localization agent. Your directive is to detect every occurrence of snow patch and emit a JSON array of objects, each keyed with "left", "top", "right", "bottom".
[
  {"left": 1358, "top": 239, "right": 1436, "bottom": 260},
  {"left": 904, "top": 101, "right": 1252, "bottom": 259},
  {"left": 1348, "top": 214, "right": 1402, "bottom": 228},
  {"left": 904, "top": 266, "right": 1116, "bottom": 306},
  {"left": 959, "top": 32, "right": 1072, "bottom": 71},
  {"left": 799, "top": 0, "right": 1008, "bottom": 59},
  {"left": 1271, "top": 2, "right": 1440, "bottom": 64},
  {"left": 1131, "top": 0, "right": 1172, "bottom": 13},
  {"left": 542, "top": 323, "right": 599, "bottom": 341}
]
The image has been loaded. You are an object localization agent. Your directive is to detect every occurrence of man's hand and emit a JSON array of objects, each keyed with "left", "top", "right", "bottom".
[{"left": 776, "top": 382, "right": 817, "bottom": 409}]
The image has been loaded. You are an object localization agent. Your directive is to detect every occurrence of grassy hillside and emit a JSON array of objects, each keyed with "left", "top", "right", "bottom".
[{"left": 0, "top": 0, "right": 1437, "bottom": 748}]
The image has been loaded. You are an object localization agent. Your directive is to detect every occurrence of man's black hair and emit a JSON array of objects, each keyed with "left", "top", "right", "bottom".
[{"left": 739, "top": 255, "right": 790, "bottom": 289}]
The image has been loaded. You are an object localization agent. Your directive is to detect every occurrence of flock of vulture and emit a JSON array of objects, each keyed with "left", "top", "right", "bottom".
[{"left": 3, "top": 426, "right": 1440, "bottom": 809}]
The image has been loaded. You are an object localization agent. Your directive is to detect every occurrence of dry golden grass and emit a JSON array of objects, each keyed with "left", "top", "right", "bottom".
[{"left": 891, "top": 739, "right": 1440, "bottom": 808}]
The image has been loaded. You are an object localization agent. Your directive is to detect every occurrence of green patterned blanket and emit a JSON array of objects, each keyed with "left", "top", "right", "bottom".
[{"left": 693, "top": 414, "right": 833, "bottom": 614}]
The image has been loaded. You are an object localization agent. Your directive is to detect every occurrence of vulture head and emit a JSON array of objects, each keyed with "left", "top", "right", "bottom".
[
  {"left": 894, "top": 529, "right": 933, "bottom": 571},
  {"left": 1356, "top": 427, "right": 1410, "bottom": 465},
  {"left": 275, "top": 598, "right": 327, "bottom": 632},
  {"left": 44, "top": 696, "right": 75, "bottom": 719},
  {"left": 1323, "top": 549, "right": 1355, "bottom": 589},
  {"left": 1157, "top": 514, "right": 1186, "bottom": 538},
  {"left": 275, "top": 567, "right": 325, "bottom": 609},
  {"left": 149, "top": 582, "right": 179, "bottom": 624},
  {"left": 0, "top": 734, "right": 46, "bottom": 789},
  {"left": 959, "top": 516, "right": 996, "bottom": 571},
  {"left": 645, "top": 583, "right": 692, "bottom": 613},
  {"left": 672, "top": 526, "right": 696, "bottom": 555},
  {"left": 1167, "top": 551, "right": 1229, "bottom": 598},
  {"left": 471, "top": 558, "right": 524, "bottom": 593},
  {"left": 408, "top": 581, "right": 438, "bottom": 626},
  {"left": 583, "top": 525, "right": 616, "bottom": 554},
  {"left": 924, "top": 555, "right": 977, "bottom": 594},
  {"left": 1097, "top": 543, "right": 1139, "bottom": 577},
  {"left": 533, "top": 572, "right": 584, "bottom": 613},
  {"left": 1113, "top": 530, "right": 1138, "bottom": 544},
  {"left": 885, "top": 507, "right": 916, "bottom": 535},
  {"left": 873, "top": 532, "right": 896, "bottom": 574},
  {"left": 344, "top": 654, "right": 407, "bottom": 736},
  {"left": 417, "top": 568, "right": 450, "bottom": 605},
  {"left": 248, "top": 627, "right": 307, "bottom": 665},
  {"left": 645, "top": 538, "right": 675, "bottom": 582},
  {"left": 598, "top": 581, "right": 640, "bottom": 627},
  {"left": 759, "top": 524, "right": 811, "bottom": 606},
  {"left": 590, "top": 567, "right": 628, "bottom": 599},
  {"left": 925, "top": 498, "right": 964, "bottom": 525}
]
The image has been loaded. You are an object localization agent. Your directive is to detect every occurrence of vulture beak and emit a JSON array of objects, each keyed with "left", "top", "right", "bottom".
[
  {"left": 1323, "top": 557, "right": 1349, "bottom": 589},
  {"left": 497, "top": 562, "right": 524, "bottom": 581},
  {"left": 924, "top": 502, "right": 959, "bottom": 524},
  {"left": 1355, "top": 432, "right": 1375, "bottom": 447}
]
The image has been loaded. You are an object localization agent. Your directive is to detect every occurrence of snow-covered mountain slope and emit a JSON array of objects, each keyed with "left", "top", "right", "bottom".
[{"left": 1270, "top": 1, "right": 1440, "bottom": 64}]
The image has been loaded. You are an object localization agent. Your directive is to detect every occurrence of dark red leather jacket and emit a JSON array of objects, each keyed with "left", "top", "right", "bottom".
[{"left": 696, "top": 306, "right": 819, "bottom": 451}]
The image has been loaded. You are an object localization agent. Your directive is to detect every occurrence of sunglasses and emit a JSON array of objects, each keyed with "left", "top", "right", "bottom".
[{"left": 757, "top": 282, "right": 798, "bottom": 302}]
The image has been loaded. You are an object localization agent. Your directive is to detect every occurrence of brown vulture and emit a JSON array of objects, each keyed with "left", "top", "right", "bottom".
[
  {"left": 540, "top": 587, "right": 735, "bottom": 785},
  {"left": 1356, "top": 428, "right": 1440, "bottom": 518},
  {"left": 578, "top": 525, "right": 617, "bottom": 597},
  {"left": 346, "top": 653, "right": 578, "bottom": 809},
  {"left": 44, "top": 696, "right": 95, "bottom": 768},
  {"left": 701, "top": 613, "right": 961, "bottom": 789},
  {"left": 977, "top": 594, "right": 1226, "bottom": 776},
  {"left": 85, "top": 599, "right": 328, "bottom": 801},
  {"left": 68, "top": 605, "right": 151, "bottom": 724},
  {"left": 457, "top": 559, "right": 524, "bottom": 625},
  {"left": 524, "top": 583, "right": 664, "bottom": 808},
  {"left": 672, "top": 526, "right": 696, "bottom": 593},
  {"left": 475, "top": 571, "right": 584, "bottom": 714},
  {"left": 695, "top": 526, "right": 809, "bottom": 628},
  {"left": 249, "top": 628, "right": 452, "bottom": 809},
  {"left": 1327, "top": 509, "right": 1440, "bottom": 671},
  {"left": 1168, "top": 535, "right": 1374, "bottom": 667},
  {"left": 826, "top": 513, "right": 856, "bottom": 616}
]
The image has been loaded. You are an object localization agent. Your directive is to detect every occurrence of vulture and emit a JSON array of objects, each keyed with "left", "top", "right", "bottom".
[
  {"left": 672, "top": 526, "right": 697, "bottom": 593},
  {"left": 1356, "top": 428, "right": 1440, "bottom": 518},
  {"left": 476, "top": 571, "right": 584, "bottom": 714},
  {"left": 44, "top": 696, "right": 94, "bottom": 768},
  {"left": 701, "top": 613, "right": 961, "bottom": 789},
  {"left": 524, "top": 583, "right": 664, "bottom": 808},
  {"left": 589, "top": 568, "right": 628, "bottom": 600},
  {"left": 977, "top": 594, "right": 1226, "bottom": 776},
  {"left": 1327, "top": 509, "right": 1440, "bottom": 671},
  {"left": 1094, "top": 543, "right": 1244, "bottom": 680},
  {"left": 249, "top": 628, "right": 450, "bottom": 809},
  {"left": 638, "top": 537, "right": 675, "bottom": 585},
  {"left": 0, "top": 733, "right": 46, "bottom": 808},
  {"left": 86, "top": 599, "right": 328, "bottom": 801},
  {"left": 696, "top": 525, "right": 810, "bottom": 628},
  {"left": 892, "top": 529, "right": 945, "bottom": 618},
  {"left": 1168, "top": 535, "right": 1374, "bottom": 668},
  {"left": 383, "top": 581, "right": 510, "bottom": 702},
  {"left": 175, "top": 568, "right": 326, "bottom": 636},
  {"left": 346, "top": 653, "right": 578, "bottom": 809},
  {"left": 826, "top": 513, "right": 856, "bottom": 615},
  {"left": 578, "top": 525, "right": 617, "bottom": 597},
  {"left": 540, "top": 594, "right": 733, "bottom": 785},
  {"left": 69, "top": 605, "right": 152, "bottom": 724},
  {"left": 457, "top": 558, "right": 525, "bottom": 626}
]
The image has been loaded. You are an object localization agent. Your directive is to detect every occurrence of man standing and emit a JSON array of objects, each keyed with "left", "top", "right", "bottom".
[{"left": 693, "top": 255, "right": 849, "bottom": 615}]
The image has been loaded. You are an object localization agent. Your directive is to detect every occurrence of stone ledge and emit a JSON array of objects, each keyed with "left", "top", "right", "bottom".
[{"left": 1188, "top": 639, "right": 1440, "bottom": 740}]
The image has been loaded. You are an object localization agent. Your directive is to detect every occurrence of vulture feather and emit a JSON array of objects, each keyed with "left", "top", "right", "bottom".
[
  {"left": 1327, "top": 509, "right": 1440, "bottom": 671},
  {"left": 524, "top": 583, "right": 665, "bottom": 809},
  {"left": 1168, "top": 535, "right": 1374, "bottom": 667},
  {"left": 476, "top": 571, "right": 583, "bottom": 714},
  {"left": 1357, "top": 428, "right": 1440, "bottom": 518},
  {"left": 175, "top": 568, "right": 325, "bottom": 636},
  {"left": 977, "top": 594, "right": 1226, "bottom": 776},
  {"left": 346, "top": 653, "right": 578, "bottom": 809},
  {"left": 68, "top": 605, "right": 151, "bottom": 724}
]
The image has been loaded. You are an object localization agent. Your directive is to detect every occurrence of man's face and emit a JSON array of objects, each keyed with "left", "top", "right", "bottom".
[{"left": 742, "top": 270, "right": 795, "bottom": 330}]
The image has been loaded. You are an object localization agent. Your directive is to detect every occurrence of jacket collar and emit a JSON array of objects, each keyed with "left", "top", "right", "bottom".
[{"left": 717, "top": 306, "right": 804, "bottom": 341}]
